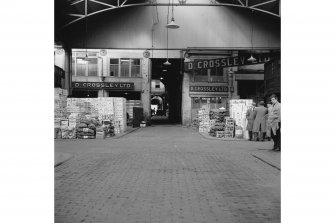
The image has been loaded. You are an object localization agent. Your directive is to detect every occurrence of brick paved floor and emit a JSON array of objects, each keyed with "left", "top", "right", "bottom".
[{"left": 55, "top": 125, "right": 280, "bottom": 223}]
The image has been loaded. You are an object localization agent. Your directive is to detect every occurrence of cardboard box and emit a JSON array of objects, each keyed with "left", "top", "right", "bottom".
[
  {"left": 216, "top": 131, "right": 225, "bottom": 138},
  {"left": 60, "top": 119, "right": 69, "bottom": 128},
  {"left": 96, "top": 131, "right": 106, "bottom": 139}
]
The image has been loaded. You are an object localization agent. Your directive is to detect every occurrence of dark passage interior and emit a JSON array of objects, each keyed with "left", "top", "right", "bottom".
[{"left": 151, "top": 58, "right": 183, "bottom": 124}]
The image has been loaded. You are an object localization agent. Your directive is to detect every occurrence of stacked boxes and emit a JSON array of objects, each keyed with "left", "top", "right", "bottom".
[
  {"left": 54, "top": 88, "right": 68, "bottom": 119},
  {"left": 68, "top": 113, "right": 78, "bottom": 128},
  {"left": 216, "top": 131, "right": 225, "bottom": 138},
  {"left": 113, "top": 98, "right": 127, "bottom": 133},
  {"left": 224, "top": 117, "right": 235, "bottom": 138},
  {"left": 65, "top": 97, "right": 127, "bottom": 135},
  {"left": 198, "top": 106, "right": 211, "bottom": 133},
  {"left": 54, "top": 88, "right": 68, "bottom": 139},
  {"left": 229, "top": 99, "right": 253, "bottom": 139},
  {"left": 54, "top": 96, "right": 127, "bottom": 139}
]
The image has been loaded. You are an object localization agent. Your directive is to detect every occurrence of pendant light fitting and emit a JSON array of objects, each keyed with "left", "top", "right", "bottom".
[
  {"left": 166, "top": 0, "right": 180, "bottom": 29},
  {"left": 163, "top": 1, "right": 172, "bottom": 66},
  {"left": 248, "top": 10, "right": 256, "bottom": 62},
  {"left": 247, "top": 55, "right": 256, "bottom": 62},
  {"left": 163, "top": 60, "right": 171, "bottom": 66},
  {"left": 166, "top": 18, "right": 179, "bottom": 29},
  {"left": 83, "top": 1, "right": 89, "bottom": 62}
]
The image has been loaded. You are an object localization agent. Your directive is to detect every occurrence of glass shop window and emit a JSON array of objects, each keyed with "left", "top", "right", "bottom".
[
  {"left": 130, "top": 59, "right": 141, "bottom": 77},
  {"left": 110, "top": 59, "right": 119, "bottom": 77},
  {"left": 210, "top": 68, "right": 224, "bottom": 83},
  {"left": 111, "top": 58, "right": 141, "bottom": 78},
  {"left": 72, "top": 52, "right": 98, "bottom": 76},
  {"left": 87, "top": 58, "right": 98, "bottom": 76},
  {"left": 192, "top": 68, "right": 229, "bottom": 83},
  {"left": 193, "top": 69, "right": 208, "bottom": 82},
  {"left": 120, "top": 58, "right": 130, "bottom": 77}
]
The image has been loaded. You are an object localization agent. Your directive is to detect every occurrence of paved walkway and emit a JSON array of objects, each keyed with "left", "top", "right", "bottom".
[{"left": 55, "top": 125, "right": 280, "bottom": 223}]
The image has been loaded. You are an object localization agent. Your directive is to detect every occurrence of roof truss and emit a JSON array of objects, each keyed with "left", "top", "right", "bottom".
[{"left": 57, "top": 0, "right": 280, "bottom": 30}]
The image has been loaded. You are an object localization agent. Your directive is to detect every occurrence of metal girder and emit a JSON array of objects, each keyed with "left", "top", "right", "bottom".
[
  {"left": 89, "top": 0, "right": 116, "bottom": 8},
  {"left": 249, "top": 0, "right": 277, "bottom": 8},
  {"left": 57, "top": 0, "right": 280, "bottom": 30},
  {"left": 237, "top": 0, "right": 244, "bottom": 7}
]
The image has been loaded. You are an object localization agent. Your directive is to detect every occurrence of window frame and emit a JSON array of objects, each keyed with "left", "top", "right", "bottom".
[
  {"left": 192, "top": 68, "right": 228, "bottom": 83},
  {"left": 109, "top": 58, "right": 142, "bottom": 78},
  {"left": 72, "top": 52, "right": 98, "bottom": 77}
]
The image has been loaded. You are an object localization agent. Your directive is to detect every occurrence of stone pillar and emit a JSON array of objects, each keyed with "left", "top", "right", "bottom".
[
  {"left": 182, "top": 72, "right": 192, "bottom": 126},
  {"left": 141, "top": 58, "right": 151, "bottom": 123}
]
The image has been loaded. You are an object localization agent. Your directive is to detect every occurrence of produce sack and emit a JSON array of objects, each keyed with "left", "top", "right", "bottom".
[
  {"left": 82, "top": 128, "right": 94, "bottom": 134},
  {"left": 96, "top": 126, "right": 107, "bottom": 132},
  {"left": 77, "top": 132, "right": 95, "bottom": 136},
  {"left": 61, "top": 131, "right": 69, "bottom": 139},
  {"left": 88, "top": 123, "right": 96, "bottom": 130},
  {"left": 80, "top": 119, "right": 90, "bottom": 125},
  {"left": 78, "top": 123, "right": 88, "bottom": 128},
  {"left": 77, "top": 135, "right": 95, "bottom": 139}
]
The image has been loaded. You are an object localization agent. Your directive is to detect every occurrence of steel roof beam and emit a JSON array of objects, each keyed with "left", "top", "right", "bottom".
[
  {"left": 70, "top": 0, "right": 84, "bottom": 6},
  {"left": 89, "top": 0, "right": 116, "bottom": 8},
  {"left": 59, "top": 1, "right": 280, "bottom": 30},
  {"left": 68, "top": 13, "right": 85, "bottom": 17},
  {"left": 121, "top": 0, "right": 128, "bottom": 6},
  {"left": 250, "top": 0, "right": 278, "bottom": 8},
  {"left": 237, "top": 0, "right": 245, "bottom": 7}
]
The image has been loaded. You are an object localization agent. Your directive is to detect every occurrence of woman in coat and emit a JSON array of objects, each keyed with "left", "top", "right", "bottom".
[
  {"left": 252, "top": 101, "right": 268, "bottom": 141},
  {"left": 246, "top": 102, "right": 257, "bottom": 141}
]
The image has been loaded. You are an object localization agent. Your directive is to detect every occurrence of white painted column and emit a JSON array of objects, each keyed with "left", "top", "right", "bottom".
[
  {"left": 141, "top": 58, "right": 151, "bottom": 123},
  {"left": 182, "top": 72, "right": 192, "bottom": 126}
]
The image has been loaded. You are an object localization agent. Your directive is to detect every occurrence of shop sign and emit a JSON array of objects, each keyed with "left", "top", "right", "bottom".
[
  {"left": 184, "top": 54, "right": 272, "bottom": 71},
  {"left": 72, "top": 82, "right": 134, "bottom": 90},
  {"left": 190, "top": 86, "right": 229, "bottom": 92}
]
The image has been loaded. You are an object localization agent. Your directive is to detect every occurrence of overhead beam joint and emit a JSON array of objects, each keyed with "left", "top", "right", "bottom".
[{"left": 250, "top": 0, "right": 277, "bottom": 8}]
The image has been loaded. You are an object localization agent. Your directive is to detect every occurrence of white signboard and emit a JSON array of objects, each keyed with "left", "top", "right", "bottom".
[{"left": 229, "top": 99, "right": 253, "bottom": 130}]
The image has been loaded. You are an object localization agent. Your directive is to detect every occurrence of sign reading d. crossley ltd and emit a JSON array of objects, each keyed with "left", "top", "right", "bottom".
[
  {"left": 190, "top": 86, "right": 229, "bottom": 92},
  {"left": 72, "top": 82, "right": 134, "bottom": 90},
  {"left": 184, "top": 54, "right": 272, "bottom": 72}
]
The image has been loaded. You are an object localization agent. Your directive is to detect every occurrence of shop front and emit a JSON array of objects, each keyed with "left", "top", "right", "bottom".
[{"left": 189, "top": 85, "right": 231, "bottom": 122}]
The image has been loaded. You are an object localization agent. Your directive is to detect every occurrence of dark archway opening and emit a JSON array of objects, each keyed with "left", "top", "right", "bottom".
[{"left": 151, "top": 58, "right": 183, "bottom": 125}]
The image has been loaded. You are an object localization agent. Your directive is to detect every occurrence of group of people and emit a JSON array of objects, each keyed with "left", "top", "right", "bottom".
[{"left": 246, "top": 94, "right": 281, "bottom": 151}]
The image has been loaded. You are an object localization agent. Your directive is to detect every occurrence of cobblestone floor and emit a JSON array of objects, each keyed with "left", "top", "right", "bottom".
[{"left": 55, "top": 125, "right": 280, "bottom": 223}]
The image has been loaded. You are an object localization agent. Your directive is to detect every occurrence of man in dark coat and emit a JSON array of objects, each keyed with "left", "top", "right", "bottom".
[
  {"left": 252, "top": 101, "right": 268, "bottom": 141},
  {"left": 268, "top": 94, "right": 281, "bottom": 151},
  {"left": 246, "top": 102, "right": 256, "bottom": 141}
]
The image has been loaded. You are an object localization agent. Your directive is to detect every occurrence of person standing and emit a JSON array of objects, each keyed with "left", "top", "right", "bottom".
[
  {"left": 268, "top": 94, "right": 281, "bottom": 151},
  {"left": 246, "top": 102, "right": 257, "bottom": 141},
  {"left": 265, "top": 102, "right": 273, "bottom": 141},
  {"left": 252, "top": 101, "right": 268, "bottom": 141}
]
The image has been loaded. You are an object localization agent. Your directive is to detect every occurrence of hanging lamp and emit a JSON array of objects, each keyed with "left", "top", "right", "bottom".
[
  {"left": 163, "top": 60, "right": 171, "bottom": 66},
  {"left": 163, "top": 2, "right": 172, "bottom": 66},
  {"left": 247, "top": 55, "right": 256, "bottom": 62},
  {"left": 248, "top": 10, "right": 256, "bottom": 62},
  {"left": 166, "top": 0, "right": 180, "bottom": 29},
  {"left": 166, "top": 18, "right": 179, "bottom": 29},
  {"left": 82, "top": 0, "right": 89, "bottom": 62}
]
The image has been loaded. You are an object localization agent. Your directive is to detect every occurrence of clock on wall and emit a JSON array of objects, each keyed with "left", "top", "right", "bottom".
[
  {"left": 100, "top": 49, "right": 107, "bottom": 56},
  {"left": 143, "top": 50, "right": 150, "bottom": 58},
  {"left": 55, "top": 48, "right": 64, "bottom": 55}
]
